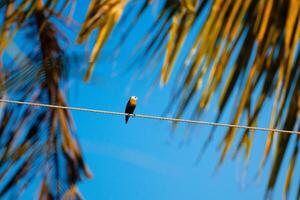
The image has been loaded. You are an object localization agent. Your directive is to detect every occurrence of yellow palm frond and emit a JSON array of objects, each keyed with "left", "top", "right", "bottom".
[{"left": 77, "top": 0, "right": 300, "bottom": 196}]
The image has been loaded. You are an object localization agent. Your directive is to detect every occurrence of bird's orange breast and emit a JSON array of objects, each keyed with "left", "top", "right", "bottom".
[{"left": 130, "top": 98, "right": 136, "bottom": 106}]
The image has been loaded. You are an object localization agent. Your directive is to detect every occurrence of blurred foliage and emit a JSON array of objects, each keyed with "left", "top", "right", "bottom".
[
  {"left": 79, "top": 0, "right": 299, "bottom": 198},
  {"left": 0, "top": 0, "right": 91, "bottom": 199},
  {"left": 0, "top": 0, "right": 299, "bottom": 199}
]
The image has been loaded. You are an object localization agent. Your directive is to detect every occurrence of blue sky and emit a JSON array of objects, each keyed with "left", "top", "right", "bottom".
[{"left": 6, "top": 1, "right": 300, "bottom": 199}]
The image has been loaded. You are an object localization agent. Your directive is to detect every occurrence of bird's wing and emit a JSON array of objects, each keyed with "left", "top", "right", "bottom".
[{"left": 125, "top": 100, "right": 132, "bottom": 113}]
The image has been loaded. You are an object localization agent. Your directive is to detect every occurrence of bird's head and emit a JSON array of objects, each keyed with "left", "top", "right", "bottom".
[{"left": 131, "top": 96, "right": 138, "bottom": 101}]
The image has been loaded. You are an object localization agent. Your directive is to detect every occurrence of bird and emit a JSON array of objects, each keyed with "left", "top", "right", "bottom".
[{"left": 125, "top": 96, "right": 138, "bottom": 124}]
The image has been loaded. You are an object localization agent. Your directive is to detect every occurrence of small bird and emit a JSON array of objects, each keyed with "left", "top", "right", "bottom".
[{"left": 125, "top": 96, "right": 138, "bottom": 124}]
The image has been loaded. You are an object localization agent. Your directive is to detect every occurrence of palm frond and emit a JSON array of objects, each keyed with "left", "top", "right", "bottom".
[
  {"left": 77, "top": 0, "right": 129, "bottom": 81},
  {"left": 0, "top": 0, "right": 91, "bottom": 199},
  {"left": 79, "top": 0, "right": 300, "bottom": 197}
]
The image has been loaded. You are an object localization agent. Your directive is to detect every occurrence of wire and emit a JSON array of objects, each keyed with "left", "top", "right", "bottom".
[{"left": 0, "top": 99, "right": 299, "bottom": 135}]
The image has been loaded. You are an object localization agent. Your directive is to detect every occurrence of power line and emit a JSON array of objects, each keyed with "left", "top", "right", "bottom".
[{"left": 0, "top": 99, "right": 299, "bottom": 135}]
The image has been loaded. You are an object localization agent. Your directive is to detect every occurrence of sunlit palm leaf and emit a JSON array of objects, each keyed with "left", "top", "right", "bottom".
[
  {"left": 77, "top": 0, "right": 128, "bottom": 81},
  {"left": 79, "top": 0, "right": 300, "bottom": 197}
]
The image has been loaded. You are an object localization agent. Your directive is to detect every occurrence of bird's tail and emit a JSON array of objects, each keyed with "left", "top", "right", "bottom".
[{"left": 125, "top": 116, "right": 129, "bottom": 124}]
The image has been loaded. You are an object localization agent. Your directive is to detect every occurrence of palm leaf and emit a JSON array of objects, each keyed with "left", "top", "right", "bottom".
[
  {"left": 0, "top": 0, "right": 299, "bottom": 198},
  {"left": 0, "top": 0, "right": 91, "bottom": 199},
  {"left": 78, "top": 0, "right": 300, "bottom": 197},
  {"left": 77, "top": 0, "right": 128, "bottom": 81}
]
